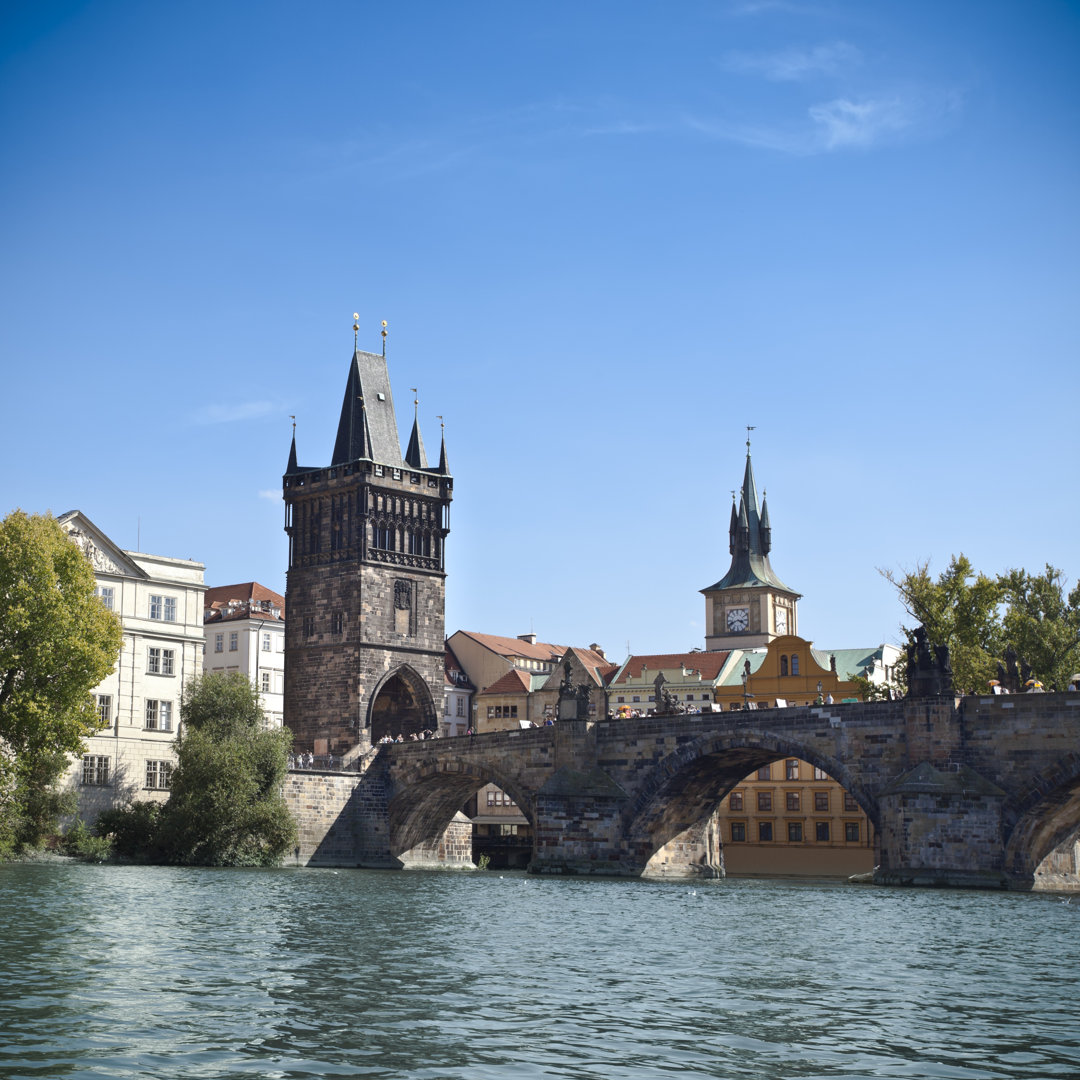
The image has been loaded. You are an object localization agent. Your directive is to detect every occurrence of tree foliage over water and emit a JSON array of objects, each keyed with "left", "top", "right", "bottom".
[
  {"left": 0, "top": 510, "right": 122, "bottom": 856},
  {"left": 99, "top": 672, "right": 297, "bottom": 866},
  {"left": 882, "top": 555, "right": 1080, "bottom": 694}
]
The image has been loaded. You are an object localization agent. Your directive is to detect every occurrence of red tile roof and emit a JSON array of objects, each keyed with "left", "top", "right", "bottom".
[
  {"left": 204, "top": 581, "right": 285, "bottom": 623},
  {"left": 479, "top": 668, "right": 532, "bottom": 696},
  {"left": 613, "top": 652, "right": 730, "bottom": 684},
  {"left": 452, "top": 630, "right": 567, "bottom": 664}
]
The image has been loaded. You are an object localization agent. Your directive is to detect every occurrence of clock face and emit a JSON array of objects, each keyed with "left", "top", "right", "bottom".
[
  {"left": 726, "top": 607, "right": 749, "bottom": 633},
  {"left": 775, "top": 609, "right": 788, "bottom": 633}
]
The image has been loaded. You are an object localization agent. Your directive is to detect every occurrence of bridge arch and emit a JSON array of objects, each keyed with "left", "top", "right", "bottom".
[
  {"left": 367, "top": 664, "right": 438, "bottom": 743},
  {"left": 385, "top": 750, "right": 534, "bottom": 860},
  {"left": 1002, "top": 751, "right": 1080, "bottom": 883},
  {"left": 623, "top": 729, "right": 880, "bottom": 872}
]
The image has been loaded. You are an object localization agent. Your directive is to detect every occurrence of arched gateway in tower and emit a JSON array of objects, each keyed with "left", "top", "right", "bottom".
[{"left": 282, "top": 342, "right": 452, "bottom": 756}]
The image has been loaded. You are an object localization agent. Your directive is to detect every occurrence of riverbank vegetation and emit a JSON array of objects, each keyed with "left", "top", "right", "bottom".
[
  {"left": 0, "top": 511, "right": 123, "bottom": 859},
  {"left": 95, "top": 672, "right": 297, "bottom": 866}
]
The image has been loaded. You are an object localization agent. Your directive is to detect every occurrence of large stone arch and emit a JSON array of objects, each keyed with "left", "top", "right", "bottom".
[
  {"left": 386, "top": 754, "right": 535, "bottom": 859},
  {"left": 1002, "top": 751, "right": 1080, "bottom": 883},
  {"left": 623, "top": 729, "right": 880, "bottom": 873},
  {"left": 367, "top": 664, "right": 438, "bottom": 743}
]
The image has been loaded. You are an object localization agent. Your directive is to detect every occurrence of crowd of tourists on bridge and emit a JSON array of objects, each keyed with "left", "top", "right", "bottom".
[{"left": 376, "top": 730, "right": 441, "bottom": 745}]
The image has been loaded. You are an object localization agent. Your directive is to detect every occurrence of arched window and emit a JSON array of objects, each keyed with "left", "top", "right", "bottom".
[
  {"left": 791, "top": 654, "right": 800, "bottom": 675},
  {"left": 780, "top": 655, "right": 788, "bottom": 677}
]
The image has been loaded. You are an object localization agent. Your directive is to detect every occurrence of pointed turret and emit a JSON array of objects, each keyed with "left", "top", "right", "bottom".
[
  {"left": 437, "top": 429, "right": 449, "bottom": 475},
  {"left": 286, "top": 433, "right": 298, "bottom": 475},
  {"left": 727, "top": 497, "right": 738, "bottom": 555},
  {"left": 759, "top": 494, "right": 772, "bottom": 556},
  {"left": 405, "top": 415, "right": 428, "bottom": 469}
]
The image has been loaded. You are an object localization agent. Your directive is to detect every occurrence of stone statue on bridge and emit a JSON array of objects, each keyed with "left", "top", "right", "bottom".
[{"left": 906, "top": 625, "right": 954, "bottom": 698}]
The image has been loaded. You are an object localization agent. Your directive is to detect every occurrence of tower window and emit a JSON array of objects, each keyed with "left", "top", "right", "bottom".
[
  {"left": 780, "top": 655, "right": 788, "bottom": 677},
  {"left": 790, "top": 654, "right": 799, "bottom": 675}
]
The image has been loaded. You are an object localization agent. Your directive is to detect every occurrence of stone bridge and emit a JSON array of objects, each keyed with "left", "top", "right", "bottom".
[{"left": 284, "top": 692, "right": 1080, "bottom": 889}]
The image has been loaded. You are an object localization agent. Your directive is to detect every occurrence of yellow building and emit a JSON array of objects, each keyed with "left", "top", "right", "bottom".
[{"left": 717, "top": 756, "right": 875, "bottom": 876}]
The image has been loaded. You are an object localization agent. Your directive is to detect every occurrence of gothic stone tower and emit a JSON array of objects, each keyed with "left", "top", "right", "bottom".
[
  {"left": 701, "top": 442, "right": 800, "bottom": 652},
  {"left": 283, "top": 347, "right": 452, "bottom": 755}
]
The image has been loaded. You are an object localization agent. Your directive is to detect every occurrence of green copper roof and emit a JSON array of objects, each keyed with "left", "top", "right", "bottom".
[{"left": 702, "top": 451, "right": 799, "bottom": 596}]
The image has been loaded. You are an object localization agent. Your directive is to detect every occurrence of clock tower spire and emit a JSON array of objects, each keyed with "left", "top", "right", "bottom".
[{"left": 701, "top": 435, "right": 800, "bottom": 651}]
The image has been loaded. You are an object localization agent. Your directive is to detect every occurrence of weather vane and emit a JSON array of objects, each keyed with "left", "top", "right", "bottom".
[
  {"left": 410, "top": 387, "right": 419, "bottom": 416},
  {"left": 746, "top": 424, "right": 756, "bottom": 452},
  {"left": 381, "top": 319, "right": 388, "bottom": 357},
  {"left": 353, "top": 313, "right": 359, "bottom": 349},
  {"left": 290, "top": 414, "right": 296, "bottom": 436}
]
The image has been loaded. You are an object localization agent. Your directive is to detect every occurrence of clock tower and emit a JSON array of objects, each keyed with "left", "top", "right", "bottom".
[{"left": 701, "top": 438, "right": 800, "bottom": 652}]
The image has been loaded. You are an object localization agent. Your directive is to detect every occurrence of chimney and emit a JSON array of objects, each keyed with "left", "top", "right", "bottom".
[
  {"left": 589, "top": 643, "right": 605, "bottom": 659},
  {"left": 518, "top": 633, "right": 537, "bottom": 645}
]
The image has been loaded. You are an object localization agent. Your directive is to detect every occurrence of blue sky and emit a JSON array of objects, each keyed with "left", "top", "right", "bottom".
[{"left": 2, "top": 1, "right": 1077, "bottom": 659}]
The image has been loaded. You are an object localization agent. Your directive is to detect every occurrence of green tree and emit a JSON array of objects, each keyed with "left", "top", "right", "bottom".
[
  {"left": 0, "top": 510, "right": 122, "bottom": 854},
  {"left": 999, "top": 565, "right": 1080, "bottom": 692},
  {"left": 881, "top": 554, "right": 1005, "bottom": 694},
  {"left": 154, "top": 672, "right": 296, "bottom": 866}
]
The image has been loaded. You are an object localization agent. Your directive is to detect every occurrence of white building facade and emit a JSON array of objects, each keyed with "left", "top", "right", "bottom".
[
  {"left": 203, "top": 583, "right": 285, "bottom": 728},
  {"left": 57, "top": 511, "right": 206, "bottom": 820}
]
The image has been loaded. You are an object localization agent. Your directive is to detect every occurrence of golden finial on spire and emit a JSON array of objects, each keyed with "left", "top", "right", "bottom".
[
  {"left": 410, "top": 387, "right": 419, "bottom": 416},
  {"left": 746, "top": 425, "right": 756, "bottom": 453},
  {"left": 352, "top": 313, "right": 359, "bottom": 349},
  {"left": 290, "top": 414, "right": 296, "bottom": 435},
  {"left": 381, "top": 319, "right": 388, "bottom": 357}
]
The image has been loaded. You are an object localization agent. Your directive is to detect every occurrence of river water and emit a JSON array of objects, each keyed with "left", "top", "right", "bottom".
[{"left": 1, "top": 862, "right": 1078, "bottom": 1080}]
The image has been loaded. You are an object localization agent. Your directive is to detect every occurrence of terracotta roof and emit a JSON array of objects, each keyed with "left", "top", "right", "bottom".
[
  {"left": 453, "top": 630, "right": 567, "bottom": 664},
  {"left": 614, "top": 651, "right": 731, "bottom": 685},
  {"left": 563, "top": 646, "right": 618, "bottom": 686},
  {"left": 479, "top": 668, "right": 532, "bottom": 696},
  {"left": 204, "top": 581, "right": 284, "bottom": 623}
]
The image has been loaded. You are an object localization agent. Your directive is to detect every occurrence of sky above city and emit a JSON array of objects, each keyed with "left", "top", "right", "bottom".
[{"left": 2, "top": 1, "right": 1077, "bottom": 660}]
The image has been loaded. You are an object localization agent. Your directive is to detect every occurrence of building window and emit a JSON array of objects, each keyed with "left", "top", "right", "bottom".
[
  {"left": 845, "top": 822, "right": 860, "bottom": 843},
  {"left": 757, "top": 791, "right": 772, "bottom": 812},
  {"left": 814, "top": 766, "right": 829, "bottom": 780},
  {"left": 456, "top": 697, "right": 465, "bottom": 717},
  {"left": 758, "top": 822, "right": 773, "bottom": 842},
  {"left": 757, "top": 764, "right": 771, "bottom": 781},
  {"left": 785, "top": 759, "right": 799, "bottom": 780},
  {"left": 229, "top": 632, "right": 238, "bottom": 651},
  {"left": 147, "top": 647, "right": 174, "bottom": 676},
  {"left": 332, "top": 612, "right": 343, "bottom": 635},
  {"left": 82, "top": 755, "right": 110, "bottom": 786},
  {"left": 632, "top": 696, "right": 640, "bottom": 703},
  {"left": 96, "top": 695, "right": 112, "bottom": 725},
  {"left": 215, "top": 633, "right": 224, "bottom": 653},
  {"left": 786, "top": 792, "right": 800, "bottom": 811},
  {"left": 262, "top": 633, "right": 272, "bottom": 652},
  {"left": 780, "top": 655, "right": 788, "bottom": 677},
  {"left": 261, "top": 671, "right": 271, "bottom": 693},
  {"left": 788, "top": 822, "right": 803, "bottom": 842},
  {"left": 303, "top": 616, "right": 315, "bottom": 639},
  {"left": 816, "top": 822, "right": 830, "bottom": 842},
  {"left": 146, "top": 760, "right": 173, "bottom": 790},
  {"left": 730, "top": 822, "right": 746, "bottom": 842},
  {"left": 814, "top": 791, "right": 829, "bottom": 812},
  {"left": 729, "top": 791, "right": 743, "bottom": 811},
  {"left": 486, "top": 705, "right": 518, "bottom": 720},
  {"left": 844, "top": 792, "right": 859, "bottom": 812},
  {"left": 791, "top": 654, "right": 799, "bottom": 675},
  {"left": 145, "top": 700, "right": 173, "bottom": 731},
  {"left": 96, "top": 586, "right": 115, "bottom": 610},
  {"left": 149, "top": 595, "right": 177, "bottom": 622}
]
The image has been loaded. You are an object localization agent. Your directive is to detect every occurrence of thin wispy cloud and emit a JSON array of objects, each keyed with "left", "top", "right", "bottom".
[
  {"left": 257, "top": 489, "right": 280, "bottom": 501},
  {"left": 808, "top": 96, "right": 910, "bottom": 148},
  {"left": 721, "top": 42, "right": 861, "bottom": 81},
  {"left": 191, "top": 401, "right": 275, "bottom": 426}
]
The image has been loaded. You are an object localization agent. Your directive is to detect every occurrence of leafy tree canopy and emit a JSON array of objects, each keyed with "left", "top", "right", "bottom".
[
  {"left": 0, "top": 510, "right": 122, "bottom": 761},
  {"left": 0, "top": 511, "right": 121, "bottom": 854},
  {"left": 882, "top": 554, "right": 1079, "bottom": 694},
  {"left": 999, "top": 565, "right": 1080, "bottom": 692},
  {"left": 153, "top": 672, "right": 296, "bottom": 866}
]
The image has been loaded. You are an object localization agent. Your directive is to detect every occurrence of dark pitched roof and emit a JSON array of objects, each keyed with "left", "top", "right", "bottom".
[{"left": 332, "top": 349, "right": 404, "bottom": 467}]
